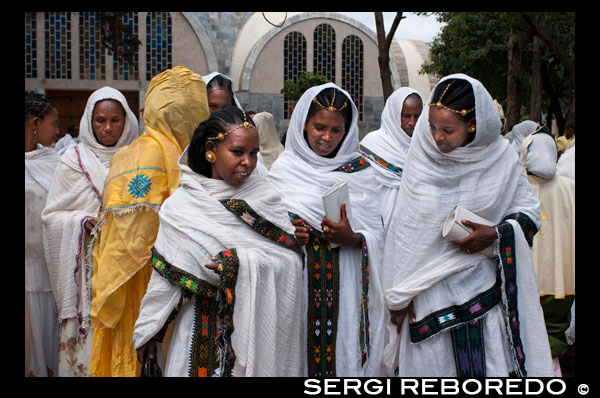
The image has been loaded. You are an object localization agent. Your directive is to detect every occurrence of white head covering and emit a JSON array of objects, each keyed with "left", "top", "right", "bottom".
[
  {"left": 556, "top": 144, "right": 575, "bottom": 181},
  {"left": 202, "top": 72, "right": 243, "bottom": 109},
  {"left": 253, "top": 111, "right": 284, "bottom": 170},
  {"left": 360, "top": 87, "right": 422, "bottom": 186},
  {"left": 521, "top": 131, "right": 557, "bottom": 179},
  {"left": 78, "top": 86, "right": 140, "bottom": 167},
  {"left": 508, "top": 120, "right": 538, "bottom": 158}
]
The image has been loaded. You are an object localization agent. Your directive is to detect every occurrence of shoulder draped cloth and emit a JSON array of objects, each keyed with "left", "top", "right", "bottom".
[
  {"left": 88, "top": 66, "right": 209, "bottom": 377},
  {"left": 42, "top": 87, "right": 139, "bottom": 324},
  {"left": 382, "top": 74, "right": 553, "bottom": 376}
]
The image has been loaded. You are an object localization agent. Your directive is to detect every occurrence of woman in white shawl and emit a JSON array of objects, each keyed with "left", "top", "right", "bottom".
[
  {"left": 359, "top": 87, "right": 423, "bottom": 237},
  {"left": 203, "top": 72, "right": 268, "bottom": 178},
  {"left": 25, "top": 92, "right": 60, "bottom": 377},
  {"left": 382, "top": 74, "right": 554, "bottom": 377},
  {"left": 133, "top": 106, "right": 304, "bottom": 376},
  {"left": 41, "top": 87, "right": 139, "bottom": 376},
  {"left": 266, "top": 83, "right": 385, "bottom": 377},
  {"left": 508, "top": 120, "right": 538, "bottom": 159},
  {"left": 253, "top": 111, "right": 285, "bottom": 170},
  {"left": 520, "top": 128, "right": 575, "bottom": 376}
]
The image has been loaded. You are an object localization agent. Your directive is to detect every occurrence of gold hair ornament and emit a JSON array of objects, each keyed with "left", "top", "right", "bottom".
[
  {"left": 312, "top": 88, "right": 348, "bottom": 113},
  {"left": 428, "top": 82, "right": 475, "bottom": 117},
  {"left": 207, "top": 110, "right": 256, "bottom": 141}
]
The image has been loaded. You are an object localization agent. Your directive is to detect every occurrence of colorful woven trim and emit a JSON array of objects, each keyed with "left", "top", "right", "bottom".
[
  {"left": 502, "top": 213, "right": 538, "bottom": 247},
  {"left": 301, "top": 217, "right": 371, "bottom": 376},
  {"left": 220, "top": 199, "right": 303, "bottom": 256},
  {"left": 409, "top": 273, "right": 501, "bottom": 343},
  {"left": 359, "top": 145, "right": 403, "bottom": 177},
  {"left": 150, "top": 247, "right": 240, "bottom": 377},
  {"left": 332, "top": 156, "right": 370, "bottom": 173},
  {"left": 306, "top": 233, "right": 340, "bottom": 377},
  {"left": 451, "top": 319, "right": 486, "bottom": 377},
  {"left": 496, "top": 221, "right": 527, "bottom": 377}
]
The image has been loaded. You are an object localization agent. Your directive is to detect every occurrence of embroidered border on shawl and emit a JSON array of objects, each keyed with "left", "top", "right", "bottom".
[
  {"left": 496, "top": 221, "right": 528, "bottom": 377},
  {"left": 451, "top": 319, "right": 486, "bottom": 377},
  {"left": 299, "top": 216, "right": 371, "bottom": 375},
  {"left": 502, "top": 213, "right": 538, "bottom": 247},
  {"left": 409, "top": 274, "right": 501, "bottom": 343},
  {"left": 332, "top": 156, "right": 370, "bottom": 173},
  {"left": 150, "top": 247, "right": 239, "bottom": 377},
  {"left": 359, "top": 145, "right": 403, "bottom": 177},
  {"left": 220, "top": 199, "right": 303, "bottom": 256},
  {"left": 74, "top": 146, "right": 102, "bottom": 201}
]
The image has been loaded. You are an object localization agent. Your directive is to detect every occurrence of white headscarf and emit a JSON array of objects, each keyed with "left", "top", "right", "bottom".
[
  {"left": 360, "top": 87, "right": 422, "bottom": 187},
  {"left": 42, "top": 87, "right": 139, "bottom": 322},
  {"left": 382, "top": 74, "right": 550, "bottom": 376},
  {"left": 253, "top": 111, "right": 284, "bottom": 169},
  {"left": 556, "top": 144, "right": 575, "bottom": 181},
  {"left": 521, "top": 131, "right": 557, "bottom": 179},
  {"left": 202, "top": 72, "right": 242, "bottom": 109},
  {"left": 509, "top": 120, "right": 538, "bottom": 158}
]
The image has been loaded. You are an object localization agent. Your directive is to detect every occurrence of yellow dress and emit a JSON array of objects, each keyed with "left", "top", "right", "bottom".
[{"left": 89, "top": 66, "right": 209, "bottom": 377}]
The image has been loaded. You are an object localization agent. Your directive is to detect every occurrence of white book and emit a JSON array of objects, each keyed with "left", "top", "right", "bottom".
[
  {"left": 322, "top": 180, "right": 353, "bottom": 248},
  {"left": 442, "top": 205, "right": 495, "bottom": 258}
]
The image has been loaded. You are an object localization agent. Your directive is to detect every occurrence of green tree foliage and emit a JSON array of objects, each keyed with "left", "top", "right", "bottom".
[{"left": 280, "top": 71, "right": 329, "bottom": 101}]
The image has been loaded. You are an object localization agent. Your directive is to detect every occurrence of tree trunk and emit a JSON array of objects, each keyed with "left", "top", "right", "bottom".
[
  {"left": 506, "top": 28, "right": 524, "bottom": 131},
  {"left": 529, "top": 15, "right": 542, "bottom": 122},
  {"left": 375, "top": 12, "right": 404, "bottom": 103}
]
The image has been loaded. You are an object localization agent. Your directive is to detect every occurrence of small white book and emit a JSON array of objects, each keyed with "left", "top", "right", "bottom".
[
  {"left": 442, "top": 205, "right": 495, "bottom": 258},
  {"left": 322, "top": 180, "right": 353, "bottom": 248}
]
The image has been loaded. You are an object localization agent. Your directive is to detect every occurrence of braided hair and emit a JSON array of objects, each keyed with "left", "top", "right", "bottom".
[
  {"left": 206, "top": 75, "right": 236, "bottom": 106},
  {"left": 25, "top": 92, "right": 55, "bottom": 121},
  {"left": 188, "top": 106, "right": 257, "bottom": 177},
  {"left": 430, "top": 78, "right": 475, "bottom": 122}
]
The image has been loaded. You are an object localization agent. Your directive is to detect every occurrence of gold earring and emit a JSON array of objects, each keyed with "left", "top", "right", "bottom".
[
  {"left": 205, "top": 151, "right": 216, "bottom": 163},
  {"left": 468, "top": 125, "right": 476, "bottom": 133}
]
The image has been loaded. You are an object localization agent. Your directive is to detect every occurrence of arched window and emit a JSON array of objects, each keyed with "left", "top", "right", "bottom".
[
  {"left": 25, "top": 12, "right": 38, "bottom": 78},
  {"left": 45, "top": 12, "right": 72, "bottom": 79},
  {"left": 342, "top": 35, "right": 364, "bottom": 121},
  {"left": 113, "top": 12, "right": 139, "bottom": 81},
  {"left": 313, "top": 24, "right": 335, "bottom": 82},
  {"left": 79, "top": 12, "right": 105, "bottom": 80},
  {"left": 145, "top": 12, "right": 172, "bottom": 81},
  {"left": 283, "top": 31, "right": 307, "bottom": 119}
]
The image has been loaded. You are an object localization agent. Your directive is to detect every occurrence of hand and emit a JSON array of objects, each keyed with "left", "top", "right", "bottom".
[
  {"left": 205, "top": 257, "right": 223, "bottom": 274},
  {"left": 84, "top": 218, "right": 97, "bottom": 234},
  {"left": 321, "top": 204, "right": 362, "bottom": 248},
  {"left": 389, "top": 301, "right": 416, "bottom": 334},
  {"left": 136, "top": 340, "right": 156, "bottom": 364},
  {"left": 452, "top": 220, "right": 497, "bottom": 254},
  {"left": 292, "top": 219, "right": 309, "bottom": 246}
]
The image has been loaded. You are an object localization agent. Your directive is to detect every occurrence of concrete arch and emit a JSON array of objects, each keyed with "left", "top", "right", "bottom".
[
  {"left": 239, "top": 12, "right": 401, "bottom": 91},
  {"left": 182, "top": 12, "right": 219, "bottom": 73}
]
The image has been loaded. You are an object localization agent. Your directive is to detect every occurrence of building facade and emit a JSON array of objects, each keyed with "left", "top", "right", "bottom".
[{"left": 25, "top": 12, "right": 437, "bottom": 138}]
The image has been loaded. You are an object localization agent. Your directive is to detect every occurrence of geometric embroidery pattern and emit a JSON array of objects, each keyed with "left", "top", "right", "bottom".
[
  {"left": 332, "top": 156, "right": 370, "bottom": 173},
  {"left": 127, "top": 174, "right": 152, "bottom": 198},
  {"left": 359, "top": 145, "right": 403, "bottom": 177},
  {"left": 451, "top": 319, "right": 486, "bottom": 377}
]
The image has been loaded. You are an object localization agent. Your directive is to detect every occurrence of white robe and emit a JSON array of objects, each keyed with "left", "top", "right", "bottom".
[
  {"left": 266, "top": 82, "right": 385, "bottom": 377},
  {"left": 133, "top": 150, "right": 304, "bottom": 377}
]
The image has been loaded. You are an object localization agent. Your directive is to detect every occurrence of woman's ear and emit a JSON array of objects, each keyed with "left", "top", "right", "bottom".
[{"left": 205, "top": 140, "right": 216, "bottom": 153}]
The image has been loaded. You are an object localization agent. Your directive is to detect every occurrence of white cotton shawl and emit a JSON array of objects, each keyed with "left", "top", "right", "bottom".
[
  {"left": 202, "top": 72, "right": 243, "bottom": 109},
  {"left": 41, "top": 87, "right": 139, "bottom": 321},
  {"left": 509, "top": 120, "right": 538, "bottom": 158},
  {"left": 556, "top": 144, "right": 575, "bottom": 181},
  {"left": 521, "top": 132, "right": 557, "bottom": 180},
  {"left": 382, "top": 74, "right": 552, "bottom": 376},
  {"left": 25, "top": 145, "right": 59, "bottom": 293},
  {"left": 266, "top": 83, "right": 385, "bottom": 376},
  {"left": 133, "top": 149, "right": 304, "bottom": 376},
  {"left": 253, "top": 111, "right": 284, "bottom": 169},
  {"left": 360, "top": 87, "right": 422, "bottom": 188}
]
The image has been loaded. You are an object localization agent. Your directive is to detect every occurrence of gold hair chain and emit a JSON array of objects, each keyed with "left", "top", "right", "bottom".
[{"left": 428, "top": 82, "right": 475, "bottom": 117}]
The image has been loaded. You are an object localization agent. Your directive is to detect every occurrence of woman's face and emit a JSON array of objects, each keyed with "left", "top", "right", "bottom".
[
  {"left": 305, "top": 109, "right": 346, "bottom": 157},
  {"left": 92, "top": 99, "right": 125, "bottom": 147},
  {"left": 400, "top": 96, "right": 422, "bottom": 137},
  {"left": 33, "top": 107, "right": 60, "bottom": 147},
  {"left": 207, "top": 89, "right": 233, "bottom": 114},
  {"left": 428, "top": 106, "right": 474, "bottom": 153},
  {"left": 207, "top": 127, "right": 259, "bottom": 187}
]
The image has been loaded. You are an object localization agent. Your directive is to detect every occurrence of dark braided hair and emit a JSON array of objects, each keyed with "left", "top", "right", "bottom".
[
  {"left": 206, "top": 75, "right": 236, "bottom": 106},
  {"left": 429, "top": 78, "right": 475, "bottom": 122},
  {"left": 25, "top": 92, "right": 55, "bottom": 121},
  {"left": 305, "top": 87, "right": 353, "bottom": 158},
  {"left": 188, "top": 106, "right": 257, "bottom": 177}
]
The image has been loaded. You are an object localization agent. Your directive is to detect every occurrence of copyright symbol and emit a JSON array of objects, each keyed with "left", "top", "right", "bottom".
[{"left": 578, "top": 384, "right": 589, "bottom": 395}]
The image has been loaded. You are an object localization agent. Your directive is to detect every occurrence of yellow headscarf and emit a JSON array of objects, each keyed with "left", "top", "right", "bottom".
[{"left": 89, "top": 66, "right": 209, "bottom": 377}]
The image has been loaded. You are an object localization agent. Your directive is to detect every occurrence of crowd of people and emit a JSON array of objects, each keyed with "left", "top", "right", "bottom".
[{"left": 25, "top": 65, "right": 575, "bottom": 378}]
